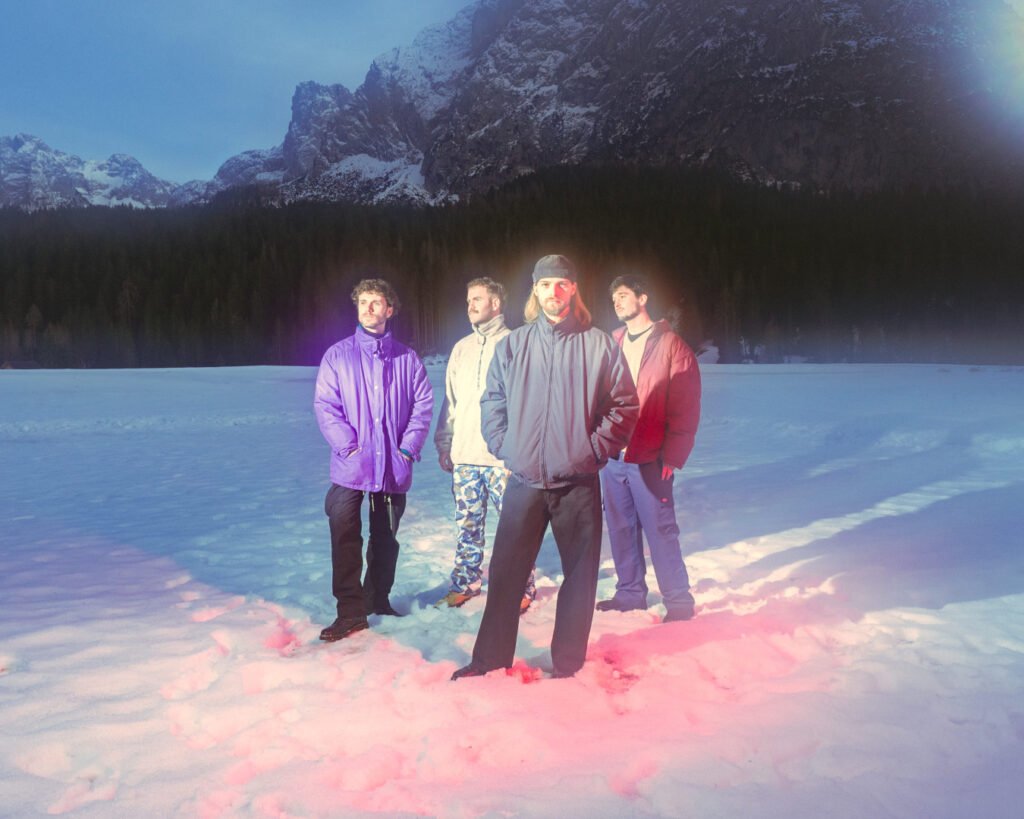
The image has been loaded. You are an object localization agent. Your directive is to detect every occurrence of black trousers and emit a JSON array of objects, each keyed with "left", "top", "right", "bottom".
[
  {"left": 471, "top": 475, "right": 602, "bottom": 677},
  {"left": 325, "top": 484, "right": 406, "bottom": 617}
]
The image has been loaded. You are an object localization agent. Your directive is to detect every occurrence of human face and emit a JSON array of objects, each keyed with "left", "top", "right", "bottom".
[
  {"left": 534, "top": 277, "right": 576, "bottom": 321},
  {"left": 466, "top": 285, "right": 499, "bottom": 326},
  {"left": 357, "top": 291, "right": 394, "bottom": 334},
  {"left": 611, "top": 286, "right": 647, "bottom": 323}
]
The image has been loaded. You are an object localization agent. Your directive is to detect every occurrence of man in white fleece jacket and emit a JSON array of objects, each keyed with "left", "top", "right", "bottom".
[{"left": 434, "top": 277, "right": 537, "bottom": 611}]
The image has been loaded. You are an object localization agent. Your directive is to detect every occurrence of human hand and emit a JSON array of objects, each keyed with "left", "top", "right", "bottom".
[
  {"left": 661, "top": 464, "right": 674, "bottom": 481},
  {"left": 439, "top": 451, "right": 454, "bottom": 473}
]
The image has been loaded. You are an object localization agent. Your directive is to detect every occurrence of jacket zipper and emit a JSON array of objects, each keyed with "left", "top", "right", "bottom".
[
  {"left": 475, "top": 333, "right": 485, "bottom": 389},
  {"left": 540, "top": 324, "right": 552, "bottom": 486}
]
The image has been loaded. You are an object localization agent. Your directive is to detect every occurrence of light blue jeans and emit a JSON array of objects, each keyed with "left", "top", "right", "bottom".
[{"left": 600, "top": 456, "right": 694, "bottom": 613}]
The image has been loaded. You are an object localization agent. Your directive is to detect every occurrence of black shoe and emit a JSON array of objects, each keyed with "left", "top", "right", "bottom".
[
  {"left": 663, "top": 607, "right": 695, "bottom": 623},
  {"left": 319, "top": 615, "right": 369, "bottom": 642},
  {"left": 550, "top": 669, "right": 576, "bottom": 679},
  {"left": 451, "top": 663, "right": 488, "bottom": 681},
  {"left": 595, "top": 598, "right": 645, "bottom": 612},
  {"left": 369, "top": 600, "right": 403, "bottom": 617}
]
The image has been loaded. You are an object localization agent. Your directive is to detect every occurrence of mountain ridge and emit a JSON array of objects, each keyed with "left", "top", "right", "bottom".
[
  {"left": 0, "top": 134, "right": 180, "bottom": 209},
  {"left": 3, "top": 0, "right": 1022, "bottom": 210}
]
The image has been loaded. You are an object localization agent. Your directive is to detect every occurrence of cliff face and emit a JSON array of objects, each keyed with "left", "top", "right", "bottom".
[
  {"left": 414, "top": 0, "right": 1024, "bottom": 196},
  {"left": 6, "top": 0, "right": 1023, "bottom": 210}
]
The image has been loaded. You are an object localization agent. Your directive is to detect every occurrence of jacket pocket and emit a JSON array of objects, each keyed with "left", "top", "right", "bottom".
[
  {"left": 391, "top": 451, "right": 413, "bottom": 487},
  {"left": 333, "top": 446, "right": 365, "bottom": 483}
]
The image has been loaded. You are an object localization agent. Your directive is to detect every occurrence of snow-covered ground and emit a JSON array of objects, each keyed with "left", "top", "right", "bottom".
[{"left": 2, "top": 363, "right": 1023, "bottom": 817}]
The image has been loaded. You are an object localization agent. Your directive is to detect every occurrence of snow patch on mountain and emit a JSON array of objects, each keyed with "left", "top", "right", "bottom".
[
  {"left": 0, "top": 134, "right": 178, "bottom": 210},
  {"left": 279, "top": 152, "right": 442, "bottom": 206},
  {"left": 371, "top": 3, "right": 477, "bottom": 124}
]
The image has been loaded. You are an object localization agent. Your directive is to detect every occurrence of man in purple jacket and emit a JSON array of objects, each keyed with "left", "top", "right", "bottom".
[{"left": 314, "top": 279, "right": 433, "bottom": 641}]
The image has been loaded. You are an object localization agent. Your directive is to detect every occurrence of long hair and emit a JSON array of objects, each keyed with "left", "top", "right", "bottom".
[{"left": 524, "top": 289, "right": 592, "bottom": 328}]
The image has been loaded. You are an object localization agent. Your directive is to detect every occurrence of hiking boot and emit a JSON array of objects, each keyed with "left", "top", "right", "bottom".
[
  {"left": 663, "top": 607, "right": 695, "bottom": 623},
  {"left": 595, "top": 597, "right": 646, "bottom": 613},
  {"left": 319, "top": 615, "right": 369, "bottom": 642},
  {"left": 451, "top": 663, "right": 488, "bottom": 681},
  {"left": 435, "top": 589, "right": 480, "bottom": 609},
  {"left": 369, "top": 600, "right": 403, "bottom": 617},
  {"left": 519, "top": 595, "right": 533, "bottom": 616}
]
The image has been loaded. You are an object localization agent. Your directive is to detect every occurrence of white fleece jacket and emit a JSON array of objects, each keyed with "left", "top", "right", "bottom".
[{"left": 434, "top": 314, "right": 510, "bottom": 468}]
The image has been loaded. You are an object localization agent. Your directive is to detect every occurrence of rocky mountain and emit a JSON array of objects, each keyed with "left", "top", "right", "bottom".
[
  {"left": 211, "top": 0, "right": 1024, "bottom": 203},
  {"left": 5, "top": 0, "right": 1023, "bottom": 209},
  {"left": 0, "top": 134, "right": 179, "bottom": 209}
]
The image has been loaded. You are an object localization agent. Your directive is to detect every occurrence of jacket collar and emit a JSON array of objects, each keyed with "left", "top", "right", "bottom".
[
  {"left": 472, "top": 314, "right": 507, "bottom": 339},
  {"left": 355, "top": 324, "right": 393, "bottom": 355},
  {"left": 538, "top": 310, "right": 583, "bottom": 337},
  {"left": 613, "top": 318, "right": 669, "bottom": 345}
]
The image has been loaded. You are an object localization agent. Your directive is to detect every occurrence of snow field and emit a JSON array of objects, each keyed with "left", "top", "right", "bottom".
[{"left": 1, "top": 363, "right": 1023, "bottom": 817}]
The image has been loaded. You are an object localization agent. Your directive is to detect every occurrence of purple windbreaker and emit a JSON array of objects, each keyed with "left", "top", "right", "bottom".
[{"left": 314, "top": 326, "right": 433, "bottom": 493}]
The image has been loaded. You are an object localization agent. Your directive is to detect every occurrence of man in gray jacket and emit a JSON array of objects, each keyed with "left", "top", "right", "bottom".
[
  {"left": 434, "top": 277, "right": 536, "bottom": 612},
  {"left": 452, "top": 255, "right": 639, "bottom": 680}
]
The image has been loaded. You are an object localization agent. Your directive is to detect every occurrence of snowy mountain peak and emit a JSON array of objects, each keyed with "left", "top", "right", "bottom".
[
  {"left": 197, "top": 0, "right": 1024, "bottom": 205},
  {"left": 4, "top": 0, "right": 1023, "bottom": 210},
  {"left": 8, "top": 133, "right": 47, "bottom": 152},
  {"left": 370, "top": 1, "right": 479, "bottom": 123},
  {"left": 0, "top": 134, "right": 178, "bottom": 209}
]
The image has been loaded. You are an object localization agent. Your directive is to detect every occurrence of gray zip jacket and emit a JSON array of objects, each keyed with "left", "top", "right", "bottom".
[{"left": 481, "top": 311, "right": 639, "bottom": 488}]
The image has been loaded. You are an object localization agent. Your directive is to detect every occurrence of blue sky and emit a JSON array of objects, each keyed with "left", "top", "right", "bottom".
[{"left": 0, "top": 0, "right": 470, "bottom": 182}]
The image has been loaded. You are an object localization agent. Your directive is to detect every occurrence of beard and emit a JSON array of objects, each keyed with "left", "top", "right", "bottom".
[{"left": 616, "top": 307, "right": 640, "bottom": 322}]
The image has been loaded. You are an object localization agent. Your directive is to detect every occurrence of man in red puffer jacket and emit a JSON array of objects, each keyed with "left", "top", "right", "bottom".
[{"left": 596, "top": 274, "right": 701, "bottom": 623}]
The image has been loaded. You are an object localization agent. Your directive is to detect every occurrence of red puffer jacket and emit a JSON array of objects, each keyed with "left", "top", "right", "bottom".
[{"left": 613, "top": 320, "right": 701, "bottom": 469}]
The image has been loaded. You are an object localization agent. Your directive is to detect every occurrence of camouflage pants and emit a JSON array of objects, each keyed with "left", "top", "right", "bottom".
[{"left": 450, "top": 464, "right": 536, "bottom": 599}]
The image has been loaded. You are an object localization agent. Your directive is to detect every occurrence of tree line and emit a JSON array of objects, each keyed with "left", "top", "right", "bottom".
[{"left": 2, "top": 165, "right": 1022, "bottom": 368}]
